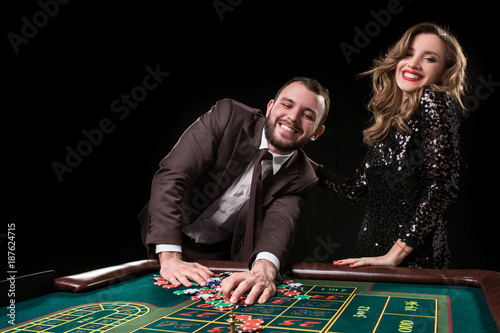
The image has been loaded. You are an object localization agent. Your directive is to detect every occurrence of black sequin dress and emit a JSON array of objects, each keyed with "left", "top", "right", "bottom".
[{"left": 316, "top": 88, "right": 460, "bottom": 269}]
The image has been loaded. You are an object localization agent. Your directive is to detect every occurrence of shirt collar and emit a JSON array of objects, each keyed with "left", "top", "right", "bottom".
[{"left": 259, "top": 128, "right": 294, "bottom": 175}]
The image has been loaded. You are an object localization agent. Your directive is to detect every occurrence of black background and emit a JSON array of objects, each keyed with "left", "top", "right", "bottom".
[{"left": 4, "top": 0, "right": 499, "bottom": 280}]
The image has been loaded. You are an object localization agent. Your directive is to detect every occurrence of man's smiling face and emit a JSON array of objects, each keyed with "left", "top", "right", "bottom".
[{"left": 264, "top": 81, "right": 326, "bottom": 155}]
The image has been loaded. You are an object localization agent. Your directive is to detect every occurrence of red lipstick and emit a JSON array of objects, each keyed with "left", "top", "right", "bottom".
[{"left": 401, "top": 69, "right": 424, "bottom": 82}]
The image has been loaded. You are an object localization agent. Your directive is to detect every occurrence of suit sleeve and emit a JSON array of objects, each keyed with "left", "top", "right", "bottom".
[
  {"left": 251, "top": 166, "right": 318, "bottom": 270},
  {"left": 145, "top": 99, "right": 234, "bottom": 249}
]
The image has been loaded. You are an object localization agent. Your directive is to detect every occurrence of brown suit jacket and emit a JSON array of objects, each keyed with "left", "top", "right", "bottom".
[{"left": 138, "top": 98, "right": 318, "bottom": 270}]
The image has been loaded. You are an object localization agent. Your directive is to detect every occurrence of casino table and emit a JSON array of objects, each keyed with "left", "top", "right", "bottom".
[{"left": 1, "top": 260, "right": 499, "bottom": 332}]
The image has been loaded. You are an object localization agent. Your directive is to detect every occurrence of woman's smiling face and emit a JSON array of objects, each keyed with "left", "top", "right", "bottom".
[{"left": 395, "top": 33, "right": 447, "bottom": 97}]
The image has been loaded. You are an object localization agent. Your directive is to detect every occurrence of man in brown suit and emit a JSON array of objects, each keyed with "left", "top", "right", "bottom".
[{"left": 139, "top": 77, "right": 329, "bottom": 305}]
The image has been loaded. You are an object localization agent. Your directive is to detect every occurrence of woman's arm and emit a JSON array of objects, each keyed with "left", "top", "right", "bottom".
[{"left": 313, "top": 153, "right": 370, "bottom": 203}]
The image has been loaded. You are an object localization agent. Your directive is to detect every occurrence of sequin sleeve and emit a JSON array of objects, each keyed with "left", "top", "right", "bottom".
[
  {"left": 398, "top": 88, "right": 460, "bottom": 248},
  {"left": 315, "top": 154, "right": 369, "bottom": 203}
]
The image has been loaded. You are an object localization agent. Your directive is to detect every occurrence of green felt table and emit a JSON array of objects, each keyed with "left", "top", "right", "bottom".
[{"left": 1, "top": 260, "right": 499, "bottom": 333}]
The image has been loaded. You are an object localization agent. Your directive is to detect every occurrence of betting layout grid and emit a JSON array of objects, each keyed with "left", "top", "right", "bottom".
[
  {"left": 142, "top": 272, "right": 442, "bottom": 333},
  {"left": 0, "top": 303, "right": 150, "bottom": 333}
]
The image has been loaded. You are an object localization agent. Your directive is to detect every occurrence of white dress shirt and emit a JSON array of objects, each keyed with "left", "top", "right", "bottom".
[{"left": 155, "top": 129, "right": 293, "bottom": 270}]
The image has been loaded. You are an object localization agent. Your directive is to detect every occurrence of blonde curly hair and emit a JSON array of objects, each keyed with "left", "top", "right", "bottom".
[{"left": 361, "top": 22, "right": 467, "bottom": 146}]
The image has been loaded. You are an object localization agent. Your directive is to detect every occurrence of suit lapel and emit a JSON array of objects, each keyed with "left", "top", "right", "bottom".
[
  {"left": 202, "top": 116, "right": 264, "bottom": 220},
  {"left": 222, "top": 117, "right": 264, "bottom": 185},
  {"left": 226, "top": 130, "right": 260, "bottom": 181}
]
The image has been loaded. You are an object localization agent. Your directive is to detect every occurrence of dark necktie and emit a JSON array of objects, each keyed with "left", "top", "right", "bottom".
[{"left": 242, "top": 149, "right": 273, "bottom": 259}]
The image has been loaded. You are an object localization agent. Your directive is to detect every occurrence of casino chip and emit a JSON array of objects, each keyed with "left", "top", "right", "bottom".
[
  {"left": 206, "top": 299, "right": 223, "bottom": 305},
  {"left": 294, "top": 294, "right": 311, "bottom": 300},
  {"left": 239, "top": 322, "right": 263, "bottom": 332},
  {"left": 197, "top": 289, "right": 214, "bottom": 294},
  {"left": 154, "top": 280, "right": 168, "bottom": 286},
  {"left": 244, "top": 319, "right": 264, "bottom": 325},
  {"left": 284, "top": 291, "right": 301, "bottom": 297},
  {"left": 216, "top": 306, "right": 234, "bottom": 311},
  {"left": 214, "top": 301, "right": 233, "bottom": 308},
  {"left": 236, "top": 316, "right": 266, "bottom": 332},
  {"left": 197, "top": 293, "right": 215, "bottom": 300},
  {"left": 204, "top": 295, "right": 221, "bottom": 302},
  {"left": 236, "top": 315, "right": 252, "bottom": 322},
  {"left": 162, "top": 284, "right": 178, "bottom": 289},
  {"left": 205, "top": 280, "right": 220, "bottom": 287},
  {"left": 183, "top": 288, "right": 199, "bottom": 295}
]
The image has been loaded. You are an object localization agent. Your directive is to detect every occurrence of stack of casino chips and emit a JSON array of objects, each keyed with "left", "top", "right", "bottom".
[
  {"left": 154, "top": 272, "right": 267, "bottom": 331},
  {"left": 277, "top": 280, "right": 311, "bottom": 300},
  {"left": 154, "top": 273, "right": 312, "bottom": 331},
  {"left": 154, "top": 272, "right": 270, "bottom": 331},
  {"left": 153, "top": 271, "right": 254, "bottom": 310},
  {"left": 235, "top": 316, "right": 265, "bottom": 332}
]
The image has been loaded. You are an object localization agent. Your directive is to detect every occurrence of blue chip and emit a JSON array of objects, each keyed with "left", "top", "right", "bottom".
[{"left": 206, "top": 281, "right": 220, "bottom": 287}]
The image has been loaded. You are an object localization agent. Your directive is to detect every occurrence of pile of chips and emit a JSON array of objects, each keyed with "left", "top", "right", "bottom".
[
  {"left": 153, "top": 272, "right": 310, "bottom": 332},
  {"left": 153, "top": 271, "right": 251, "bottom": 310},
  {"left": 234, "top": 316, "right": 265, "bottom": 332},
  {"left": 276, "top": 280, "right": 310, "bottom": 300}
]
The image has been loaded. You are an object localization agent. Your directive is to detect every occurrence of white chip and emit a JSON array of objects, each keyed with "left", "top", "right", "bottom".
[
  {"left": 287, "top": 282, "right": 303, "bottom": 288},
  {"left": 183, "top": 288, "right": 199, "bottom": 295}
]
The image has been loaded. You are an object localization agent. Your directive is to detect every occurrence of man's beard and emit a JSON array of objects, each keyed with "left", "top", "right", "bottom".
[{"left": 264, "top": 118, "right": 310, "bottom": 154}]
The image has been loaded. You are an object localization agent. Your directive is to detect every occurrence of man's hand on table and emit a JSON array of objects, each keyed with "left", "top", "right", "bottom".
[
  {"left": 220, "top": 259, "right": 277, "bottom": 305},
  {"left": 158, "top": 252, "right": 214, "bottom": 287}
]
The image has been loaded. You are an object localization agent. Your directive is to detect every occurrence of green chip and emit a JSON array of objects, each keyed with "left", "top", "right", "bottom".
[
  {"left": 294, "top": 294, "right": 311, "bottom": 300},
  {"left": 214, "top": 301, "right": 233, "bottom": 308},
  {"left": 206, "top": 299, "right": 223, "bottom": 305},
  {"left": 173, "top": 290, "right": 185, "bottom": 295}
]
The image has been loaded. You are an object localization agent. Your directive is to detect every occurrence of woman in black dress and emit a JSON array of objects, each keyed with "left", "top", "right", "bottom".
[{"left": 315, "top": 23, "right": 467, "bottom": 269}]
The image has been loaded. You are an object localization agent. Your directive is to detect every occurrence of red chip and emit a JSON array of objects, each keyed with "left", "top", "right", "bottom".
[
  {"left": 154, "top": 281, "right": 168, "bottom": 286},
  {"left": 197, "top": 289, "right": 214, "bottom": 294},
  {"left": 282, "top": 279, "right": 294, "bottom": 284},
  {"left": 240, "top": 322, "right": 263, "bottom": 331},
  {"left": 284, "top": 291, "right": 301, "bottom": 297},
  {"left": 276, "top": 288, "right": 288, "bottom": 293},
  {"left": 244, "top": 318, "right": 264, "bottom": 325},
  {"left": 236, "top": 315, "right": 252, "bottom": 322},
  {"left": 162, "top": 284, "right": 178, "bottom": 289}
]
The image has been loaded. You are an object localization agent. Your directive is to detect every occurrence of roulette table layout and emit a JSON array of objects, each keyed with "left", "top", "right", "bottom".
[{"left": 1, "top": 260, "right": 499, "bottom": 332}]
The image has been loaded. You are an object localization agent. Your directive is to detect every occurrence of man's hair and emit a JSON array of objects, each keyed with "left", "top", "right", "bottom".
[{"left": 274, "top": 77, "right": 330, "bottom": 126}]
